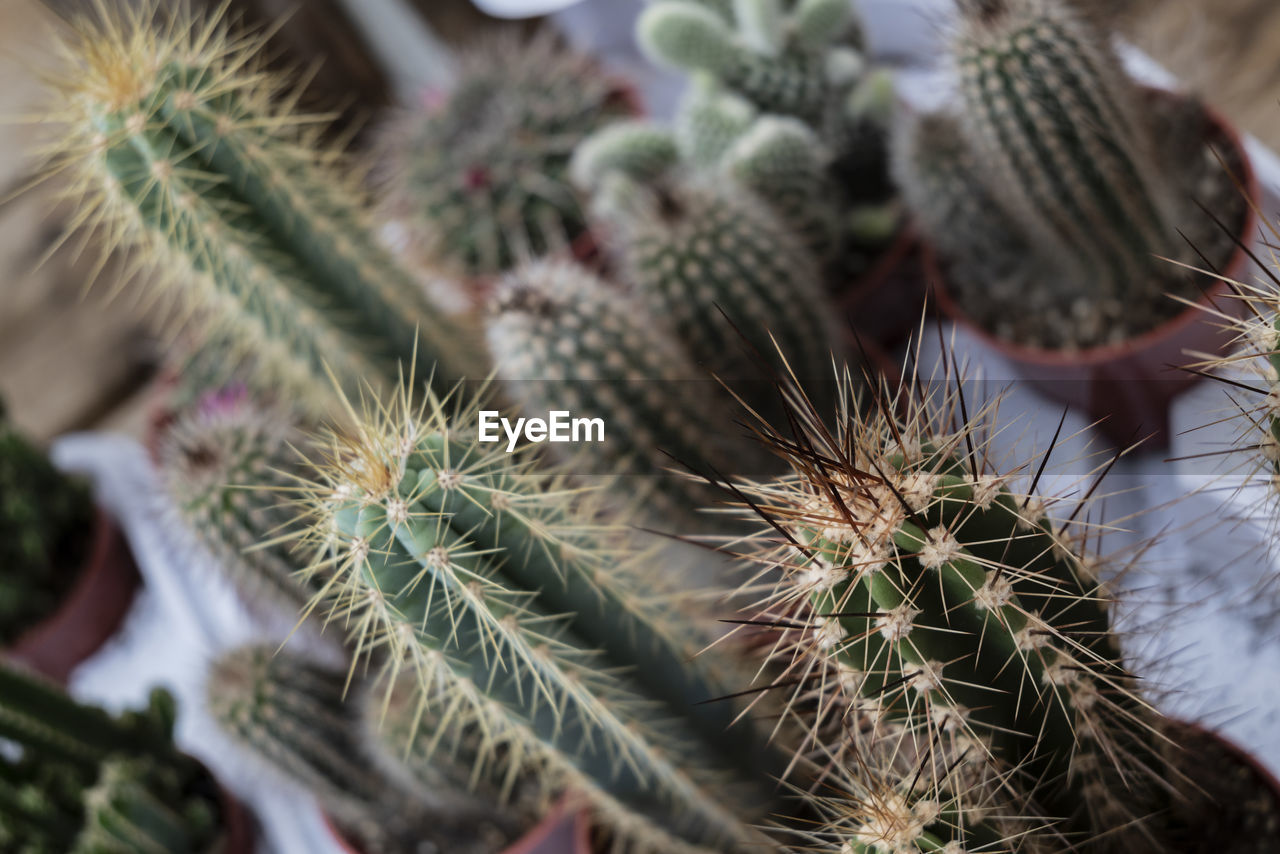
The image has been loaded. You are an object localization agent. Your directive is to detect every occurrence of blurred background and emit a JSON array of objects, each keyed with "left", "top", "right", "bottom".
[{"left": 2, "top": 0, "right": 1280, "bottom": 444}]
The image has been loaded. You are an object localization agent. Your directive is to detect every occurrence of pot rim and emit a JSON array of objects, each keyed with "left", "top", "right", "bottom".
[{"left": 925, "top": 88, "right": 1260, "bottom": 370}]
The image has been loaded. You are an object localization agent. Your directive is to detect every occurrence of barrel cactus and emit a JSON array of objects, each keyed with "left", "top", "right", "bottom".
[
  {"left": 39, "top": 4, "right": 477, "bottom": 415},
  {"left": 0, "top": 664, "right": 221, "bottom": 852},
  {"left": 0, "top": 399, "right": 94, "bottom": 647},
  {"left": 895, "top": 0, "right": 1249, "bottom": 349},
  {"left": 376, "top": 32, "right": 632, "bottom": 283},
  {"left": 289, "top": 386, "right": 780, "bottom": 854}
]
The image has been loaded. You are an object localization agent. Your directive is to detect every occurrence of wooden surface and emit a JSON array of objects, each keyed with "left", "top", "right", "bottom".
[{"left": 1, "top": 0, "right": 1279, "bottom": 444}]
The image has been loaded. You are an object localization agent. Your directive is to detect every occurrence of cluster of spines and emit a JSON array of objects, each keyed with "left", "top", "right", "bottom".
[
  {"left": 0, "top": 664, "right": 217, "bottom": 853},
  {"left": 39, "top": 3, "right": 475, "bottom": 415},
  {"left": 155, "top": 388, "right": 315, "bottom": 608},
  {"left": 376, "top": 32, "right": 630, "bottom": 282},
  {"left": 290, "top": 384, "right": 777, "bottom": 854},
  {"left": 724, "top": 364, "right": 1170, "bottom": 852},
  {"left": 0, "top": 399, "right": 94, "bottom": 645}
]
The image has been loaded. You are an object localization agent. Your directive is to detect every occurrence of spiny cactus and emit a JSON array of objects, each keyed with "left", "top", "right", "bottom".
[
  {"left": 0, "top": 399, "right": 95, "bottom": 647},
  {"left": 900, "top": 0, "right": 1248, "bottom": 349},
  {"left": 376, "top": 33, "right": 632, "bottom": 283},
  {"left": 208, "top": 644, "right": 517, "bottom": 854},
  {"left": 39, "top": 4, "right": 476, "bottom": 415},
  {"left": 487, "top": 259, "right": 742, "bottom": 522},
  {"left": 725, "top": 366, "right": 1177, "bottom": 852},
  {"left": 156, "top": 387, "right": 316, "bottom": 609},
  {"left": 0, "top": 664, "right": 219, "bottom": 853},
  {"left": 291, "top": 385, "right": 780, "bottom": 854}
]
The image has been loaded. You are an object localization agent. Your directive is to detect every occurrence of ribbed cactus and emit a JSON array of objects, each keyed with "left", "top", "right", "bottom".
[
  {"left": 486, "top": 259, "right": 742, "bottom": 521},
  {"left": 899, "top": 0, "right": 1244, "bottom": 349},
  {"left": 376, "top": 33, "right": 631, "bottom": 282},
  {"left": 40, "top": 5, "right": 475, "bottom": 415},
  {"left": 0, "top": 399, "right": 94, "bottom": 646},
  {"left": 728, "top": 369, "right": 1174, "bottom": 852},
  {"left": 208, "top": 644, "right": 517, "bottom": 854},
  {"left": 292, "top": 386, "right": 779, "bottom": 854},
  {"left": 0, "top": 664, "right": 219, "bottom": 852},
  {"left": 156, "top": 388, "right": 316, "bottom": 608}
]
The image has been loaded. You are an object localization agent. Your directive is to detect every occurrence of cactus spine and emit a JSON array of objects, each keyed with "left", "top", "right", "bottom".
[
  {"left": 377, "top": 33, "right": 630, "bottom": 281},
  {"left": 41, "top": 5, "right": 475, "bottom": 414},
  {"left": 0, "top": 665, "right": 219, "bottom": 853},
  {"left": 729, "top": 368, "right": 1172, "bottom": 852},
  {"left": 0, "top": 400, "right": 95, "bottom": 646},
  {"left": 293, "top": 386, "right": 778, "bottom": 853}
]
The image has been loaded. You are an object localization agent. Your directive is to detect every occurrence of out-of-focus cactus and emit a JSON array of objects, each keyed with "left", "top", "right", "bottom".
[
  {"left": 39, "top": 4, "right": 477, "bottom": 415},
  {"left": 0, "top": 664, "right": 219, "bottom": 852},
  {"left": 376, "top": 33, "right": 632, "bottom": 282},
  {"left": 0, "top": 399, "right": 95, "bottom": 646}
]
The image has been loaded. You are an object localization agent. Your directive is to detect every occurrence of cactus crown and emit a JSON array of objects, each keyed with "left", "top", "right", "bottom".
[
  {"left": 377, "top": 32, "right": 631, "bottom": 281},
  {"left": 0, "top": 403, "right": 95, "bottom": 646},
  {"left": 0, "top": 664, "right": 219, "bottom": 852},
  {"left": 290, "top": 381, "right": 778, "bottom": 853},
  {"left": 723, "top": 362, "right": 1177, "bottom": 851},
  {"left": 38, "top": 2, "right": 476, "bottom": 415}
]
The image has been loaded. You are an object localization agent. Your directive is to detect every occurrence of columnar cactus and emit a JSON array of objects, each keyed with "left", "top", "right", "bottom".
[
  {"left": 898, "top": 0, "right": 1245, "bottom": 348},
  {"left": 727, "top": 368, "right": 1172, "bottom": 852},
  {"left": 208, "top": 645, "right": 516, "bottom": 854},
  {"left": 292, "top": 387, "right": 779, "bottom": 854},
  {"left": 40, "top": 5, "right": 476, "bottom": 414},
  {"left": 486, "top": 259, "right": 742, "bottom": 521},
  {"left": 376, "top": 33, "right": 632, "bottom": 282},
  {"left": 156, "top": 388, "right": 316, "bottom": 608},
  {"left": 0, "top": 664, "right": 219, "bottom": 852},
  {"left": 0, "top": 399, "right": 94, "bottom": 646}
]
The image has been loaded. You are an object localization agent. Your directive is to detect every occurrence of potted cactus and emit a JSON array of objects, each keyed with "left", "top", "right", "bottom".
[
  {"left": 1, "top": 399, "right": 139, "bottom": 683},
  {"left": 0, "top": 662, "right": 252, "bottom": 852},
  {"left": 894, "top": 0, "right": 1258, "bottom": 448},
  {"left": 632, "top": 0, "right": 926, "bottom": 347}
]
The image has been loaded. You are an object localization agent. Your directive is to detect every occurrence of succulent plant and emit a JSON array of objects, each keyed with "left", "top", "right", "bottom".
[
  {"left": 896, "top": 0, "right": 1248, "bottom": 349},
  {"left": 155, "top": 387, "right": 317, "bottom": 609},
  {"left": 208, "top": 644, "right": 518, "bottom": 854},
  {"left": 39, "top": 4, "right": 477, "bottom": 416},
  {"left": 724, "top": 364, "right": 1178, "bottom": 852},
  {"left": 376, "top": 32, "right": 632, "bottom": 283},
  {"left": 0, "top": 399, "right": 95, "bottom": 647},
  {"left": 289, "top": 386, "right": 781, "bottom": 854},
  {"left": 0, "top": 664, "right": 220, "bottom": 852}
]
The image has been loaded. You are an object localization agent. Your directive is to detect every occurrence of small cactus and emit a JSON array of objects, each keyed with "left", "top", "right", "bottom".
[
  {"left": 39, "top": 4, "right": 476, "bottom": 415},
  {"left": 725, "top": 364, "right": 1177, "bottom": 852},
  {"left": 0, "top": 399, "right": 95, "bottom": 647},
  {"left": 0, "top": 664, "right": 220, "bottom": 853},
  {"left": 376, "top": 33, "right": 633, "bottom": 282},
  {"left": 291, "top": 385, "right": 779, "bottom": 854}
]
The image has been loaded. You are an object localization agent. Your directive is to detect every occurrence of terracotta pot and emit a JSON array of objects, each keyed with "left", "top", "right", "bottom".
[
  {"left": 5, "top": 509, "right": 141, "bottom": 685},
  {"left": 839, "top": 226, "right": 930, "bottom": 351},
  {"left": 925, "top": 97, "right": 1259, "bottom": 450},
  {"left": 215, "top": 779, "right": 257, "bottom": 854},
  {"left": 324, "top": 797, "right": 592, "bottom": 854}
]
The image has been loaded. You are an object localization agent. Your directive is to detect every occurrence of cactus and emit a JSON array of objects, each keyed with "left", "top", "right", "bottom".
[
  {"left": 486, "top": 259, "right": 743, "bottom": 521},
  {"left": 725, "top": 365, "right": 1176, "bottom": 852},
  {"left": 155, "top": 388, "right": 317, "bottom": 609},
  {"left": 0, "top": 664, "right": 219, "bottom": 852},
  {"left": 376, "top": 33, "right": 632, "bottom": 281},
  {"left": 0, "top": 399, "right": 95, "bottom": 646},
  {"left": 208, "top": 644, "right": 517, "bottom": 853},
  {"left": 291, "top": 385, "right": 780, "bottom": 854},
  {"left": 39, "top": 4, "right": 476, "bottom": 415}
]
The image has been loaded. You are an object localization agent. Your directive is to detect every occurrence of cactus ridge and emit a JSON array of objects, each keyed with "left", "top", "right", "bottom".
[
  {"left": 292, "top": 383, "right": 777, "bottom": 853},
  {"left": 723, "top": 363, "right": 1172, "bottom": 851},
  {"left": 39, "top": 4, "right": 473, "bottom": 413}
]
